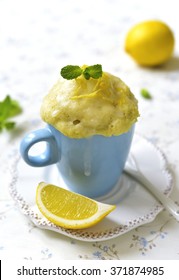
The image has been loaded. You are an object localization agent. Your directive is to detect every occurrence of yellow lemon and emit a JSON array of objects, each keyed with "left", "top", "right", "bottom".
[
  {"left": 125, "top": 20, "right": 175, "bottom": 66},
  {"left": 36, "top": 182, "right": 116, "bottom": 229}
]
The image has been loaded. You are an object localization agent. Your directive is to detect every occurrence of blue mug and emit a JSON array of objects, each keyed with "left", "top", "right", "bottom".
[{"left": 20, "top": 124, "right": 134, "bottom": 198}]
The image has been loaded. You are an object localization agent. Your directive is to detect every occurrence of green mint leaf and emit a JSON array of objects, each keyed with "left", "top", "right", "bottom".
[
  {"left": 0, "top": 95, "right": 22, "bottom": 120},
  {"left": 8, "top": 99, "right": 23, "bottom": 118},
  {"left": 0, "top": 95, "right": 22, "bottom": 133},
  {"left": 0, "top": 95, "right": 11, "bottom": 121},
  {"left": 60, "top": 65, "right": 83, "bottom": 80},
  {"left": 83, "top": 64, "right": 102, "bottom": 80},
  {"left": 140, "top": 88, "right": 152, "bottom": 99},
  {"left": 83, "top": 71, "right": 91, "bottom": 80},
  {"left": 4, "top": 121, "right": 16, "bottom": 130}
]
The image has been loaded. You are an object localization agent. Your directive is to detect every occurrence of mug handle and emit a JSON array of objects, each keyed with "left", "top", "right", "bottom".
[{"left": 20, "top": 127, "right": 60, "bottom": 167}]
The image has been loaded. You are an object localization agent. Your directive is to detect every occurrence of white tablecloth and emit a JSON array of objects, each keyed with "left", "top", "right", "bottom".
[{"left": 0, "top": 0, "right": 179, "bottom": 260}]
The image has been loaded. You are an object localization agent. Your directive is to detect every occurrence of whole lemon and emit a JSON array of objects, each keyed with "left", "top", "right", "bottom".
[{"left": 125, "top": 20, "right": 175, "bottom": 66}]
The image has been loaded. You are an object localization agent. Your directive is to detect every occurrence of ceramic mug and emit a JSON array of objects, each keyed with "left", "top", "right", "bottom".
[{"left": 20, "top": 124, "right": 134, "bottom": 198}]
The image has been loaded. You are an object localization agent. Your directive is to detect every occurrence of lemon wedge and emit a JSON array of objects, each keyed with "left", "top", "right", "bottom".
[{"left": 36, "top": 182, "right": 116, "bottom": 229}]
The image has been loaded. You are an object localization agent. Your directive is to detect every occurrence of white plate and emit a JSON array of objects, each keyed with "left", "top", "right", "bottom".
[{"left": 8, "top": 134, "right": 173, "bottom": 242}]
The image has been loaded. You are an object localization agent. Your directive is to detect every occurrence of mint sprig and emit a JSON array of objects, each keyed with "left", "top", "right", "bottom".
[
  {"left": 60, "top": 64, "right": 103, "bottom": 80},
  {"left": 0, "top": 95, "right": 22, "bottom": 132}
]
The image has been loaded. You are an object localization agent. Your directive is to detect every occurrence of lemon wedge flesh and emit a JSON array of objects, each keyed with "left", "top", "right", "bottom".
[
  {"left": 125, "top": 20, "right": 175, "bottom": 66},
  {"left": 36, "top": 182, "right": 116, "bottom": 229}
]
